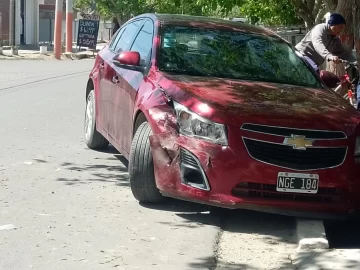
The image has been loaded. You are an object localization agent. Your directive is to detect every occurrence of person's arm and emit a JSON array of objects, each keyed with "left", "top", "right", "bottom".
[
  {"left": 310, "top": 24, "right": 335, "bottom": 61},
  {"left": 331, "top": 38, "right": 357, "bottom": 62}
]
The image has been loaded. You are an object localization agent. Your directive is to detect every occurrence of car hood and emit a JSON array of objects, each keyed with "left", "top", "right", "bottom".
[{"left": 158, "top": 73, "right": 360, "bottom": 134}]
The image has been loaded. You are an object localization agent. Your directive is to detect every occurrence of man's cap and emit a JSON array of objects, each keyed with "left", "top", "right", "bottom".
[{"left": 328, "top": 13, "right": 346, "bottom": 26}]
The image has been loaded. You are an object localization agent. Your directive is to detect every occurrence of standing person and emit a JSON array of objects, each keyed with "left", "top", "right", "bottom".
[{"left": 295, "top": 13, "right": 356, "bottom": 73}]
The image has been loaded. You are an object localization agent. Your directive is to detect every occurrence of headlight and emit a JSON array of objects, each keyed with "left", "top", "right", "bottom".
[
  {"left": 355, "top": 137, "right": 360, "bottom": 156},
  {"left": 173, "top": 101, "right": 228, "bottom": 146}
]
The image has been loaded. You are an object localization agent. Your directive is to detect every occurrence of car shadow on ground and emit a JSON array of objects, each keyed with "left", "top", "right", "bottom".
[
  {"left": 59, "top": 144, "right": 360, "bottom": 269},
  {"left": 56, "top": 145, "right": 130, "bottom": 187},
  {"left": 324, "top": 219, "right": 360, "bottom": 248},
  {"left": 141, "top": 199, "right": 296, "bottom": 269},
  {"left": 188, "top": 256, "right": 254, "bottom": 270}
]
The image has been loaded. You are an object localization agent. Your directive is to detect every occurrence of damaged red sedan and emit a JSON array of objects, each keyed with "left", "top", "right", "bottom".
[{"left": 84, "top": 14, "right": 360, "bottom": 219}]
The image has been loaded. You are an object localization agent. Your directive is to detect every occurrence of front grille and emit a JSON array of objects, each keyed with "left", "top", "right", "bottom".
[
  {"left": 241, "top": 123, "right": 346, "bottom": 139},
  {"left": 233, "top": 182, "right": 341, "bottom": 203},
  {"left": 243, "top": 138, "right": 347, "bottom": 170}
]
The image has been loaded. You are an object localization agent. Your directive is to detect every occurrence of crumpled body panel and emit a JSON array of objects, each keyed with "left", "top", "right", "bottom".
[{"left": 145, "top": 99, "right": 360, "bottom": 218}]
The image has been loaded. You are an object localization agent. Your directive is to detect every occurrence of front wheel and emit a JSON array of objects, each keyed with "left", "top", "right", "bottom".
[
  {"left": 84, "top": 89, "right": 109, "bottom": 150},
  {"left": 129, "top": 122, "right": 163, "bottom": 203}
]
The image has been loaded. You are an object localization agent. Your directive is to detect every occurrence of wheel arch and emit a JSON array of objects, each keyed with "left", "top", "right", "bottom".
[
  {"left": 133, "top": 110, "right": 148, "bottom": 137},
  {"left": 86, "top": 79, "right": 94, "bottom": 100}
]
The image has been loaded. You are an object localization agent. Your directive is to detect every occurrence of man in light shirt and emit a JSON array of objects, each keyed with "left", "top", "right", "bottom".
[{"left": 295, "top": 13, "right": 356, "bottom": 73}]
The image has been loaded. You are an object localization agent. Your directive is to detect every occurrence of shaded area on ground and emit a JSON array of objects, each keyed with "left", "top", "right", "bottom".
[
  {"left": 143, "top": 200, "right": 297, "bottom": 270},
  {"left": 56, "top": 146, "right": 129, "bottom": 187},
  {"left": 189, "top": 256, "right": 253, "bottom": 270},
  {"left": 291, "top": 249, "right": 360, "bottom": 270}
]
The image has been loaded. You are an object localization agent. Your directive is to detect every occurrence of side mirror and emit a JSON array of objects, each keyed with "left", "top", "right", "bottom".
[{"left": 112, "top": 51, "right": 145, "bottom": 72}]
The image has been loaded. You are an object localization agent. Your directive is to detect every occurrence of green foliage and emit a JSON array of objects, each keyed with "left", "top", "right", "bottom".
[
  {"left": 74, "top": 0, "right": 205, "bottom": 19},
  {"left": 74, "top": 0, "right": 154, "bottom": 19},
  {"left": 202, "top": 0, "right": 302, "bottom": 25},
  {"left": 74, "top": 0, "right": 303, "bottom": 26},
  {"left": 239, "top": 0, "right": 302, "bottom": 26},
  {"left": 149, "top": 0, "right": 204, "bottom": 15}
]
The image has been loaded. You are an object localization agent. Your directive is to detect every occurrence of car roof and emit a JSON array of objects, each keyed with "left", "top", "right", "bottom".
[{"left": 136, "top": 13, "right": 282, "bottom": 39}]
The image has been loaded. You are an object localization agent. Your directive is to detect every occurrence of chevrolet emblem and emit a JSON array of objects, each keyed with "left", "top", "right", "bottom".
[{"left": 283, "top": 135, "right": 313, "bottom": 150}]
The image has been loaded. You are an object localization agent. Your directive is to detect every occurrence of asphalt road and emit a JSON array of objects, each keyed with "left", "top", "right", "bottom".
[
  {"left": 0, "top": 60, "right": 220, "bottom": 270},
  {"left": 2, "top": 60, "right": 357, "bottom": 270}
]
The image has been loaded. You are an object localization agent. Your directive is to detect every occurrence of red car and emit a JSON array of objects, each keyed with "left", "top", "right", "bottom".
[{"left": 84, "top": 14, "right": 360, "bottom": 219}]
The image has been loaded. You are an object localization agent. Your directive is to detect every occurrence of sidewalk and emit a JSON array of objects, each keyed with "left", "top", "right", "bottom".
[
  {"left": 216, "top": 212, "right": 360, "bottom": 270},
  {"left": 0, "top": 43, "right": 106, "bottom": 60},
  {"left": 291, "top": 249, "right": 360, "bottom": 270}
]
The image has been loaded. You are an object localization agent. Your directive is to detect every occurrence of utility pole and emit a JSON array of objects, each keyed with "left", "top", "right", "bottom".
[
  {"left": 65, "top": 0, "right": 73, "bottom": 53},
  {"left": 54, "top": 0, "right": 63, "bottom": 59}
]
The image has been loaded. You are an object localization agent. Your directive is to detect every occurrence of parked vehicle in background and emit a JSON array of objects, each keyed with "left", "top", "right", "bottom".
[{"left": 84, "top": 13, "right": 360, "bottom": 219}]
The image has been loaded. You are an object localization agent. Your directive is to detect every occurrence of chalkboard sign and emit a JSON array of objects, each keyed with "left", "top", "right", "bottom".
[{"left": 77, "top": 19, "right": 100, "bottom": 49}]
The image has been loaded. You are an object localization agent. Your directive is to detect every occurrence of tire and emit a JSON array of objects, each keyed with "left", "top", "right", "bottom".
[
  {"left": 129, "top": 122, "right": 163, "bottom": 203},
  {"left": 84, "top": 89, "right": 109, "bottom": 150}
]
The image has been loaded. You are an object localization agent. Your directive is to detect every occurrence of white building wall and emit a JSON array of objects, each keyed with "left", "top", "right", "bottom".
[
  {"left": 25, "top": 0, "right": 35, "bottom": 44},
  {"left": 25, "top": 0, "right": 39, "bottom": 46},
  {"left": 14, "top": 0, "right": 21, "bottom": 45},
  {"left": 8, "top": 0, "right": 39, "bottom": 46}
]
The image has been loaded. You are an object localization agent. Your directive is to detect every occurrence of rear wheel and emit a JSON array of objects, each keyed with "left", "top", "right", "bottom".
[
  {"left": 84, "top": 90, "right": 109, "bottom": 149},
  {"left": 129, "top": 122, "right": 163, "bottom": 203}
]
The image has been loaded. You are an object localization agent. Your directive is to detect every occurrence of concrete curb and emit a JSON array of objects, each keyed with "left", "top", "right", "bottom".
[
  {"left": 295, "top": 219, "right": 329, "bottom": 251},
  {"left": 62, "top": 52, "right": 97, "bottom": 60}
]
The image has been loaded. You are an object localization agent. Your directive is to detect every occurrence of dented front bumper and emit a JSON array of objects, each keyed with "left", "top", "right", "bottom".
[{"left": 146, "top": 105, "right": 360, "bottom": 219}]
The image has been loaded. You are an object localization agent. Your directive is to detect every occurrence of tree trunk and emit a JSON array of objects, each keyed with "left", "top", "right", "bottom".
[
  {"left": 323, "top": 0, "right": 338, "bottom": 11},
  {"left": 291, "top": 0, "right": 318, "bottom": 30},
  {"left": 325, "top": 0, "right": 354, "bottom": 77},
  {"left": 116, "top": 14, "right": 130, "bottom": 28},
  {"left": 111, "top": 14, "right": 131, "bottom": 36},
  {"left": 112, "top": 17, "right": 120, "bottom": 36},
  {"left": 353, "top": 0, "right": 360, "bottom": 67}
]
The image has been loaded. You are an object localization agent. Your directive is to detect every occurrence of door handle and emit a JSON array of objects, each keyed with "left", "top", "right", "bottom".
[
  {"left": 112, "top": 76, "right": 119, "bottom": 84},
  {"left": 99, "top": 62, "right": 105, "bottom": 69}
]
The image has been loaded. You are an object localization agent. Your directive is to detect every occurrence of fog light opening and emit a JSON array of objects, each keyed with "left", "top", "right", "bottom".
[{"left": 180, "top": 148, "right": 210, "bottom": 191}]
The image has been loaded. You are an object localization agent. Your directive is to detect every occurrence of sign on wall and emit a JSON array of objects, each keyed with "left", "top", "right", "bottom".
[{"left": 80, "top": 13, "right": 100, "bottom": 21}]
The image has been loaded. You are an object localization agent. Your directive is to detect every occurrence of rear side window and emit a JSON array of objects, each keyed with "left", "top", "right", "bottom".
[
  {"left": 130, "top": 20, "right": 154, "bottom": 66},
  {"left": 114, "top": 20, "right": 144, "bottom": 53}
]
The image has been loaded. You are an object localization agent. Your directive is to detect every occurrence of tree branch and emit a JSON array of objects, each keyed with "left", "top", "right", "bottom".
[
  {"left": 307, "top": 0, "right": 316, "bottom": 11},
  {"left": 315, "top": 5, "right": 327, "bottom": 24},
  {"left": 291, "top": 0, "right": 316, "bottom": 27},
  {"left": 291, "top": 0, "right": 310, "bottom": 12},
  {"left": 313, "top": 0, "right": 324, "bottom": 16},
  {"left": 323, "top": 0, "right": 338, "bottom": 11},
  {"left": 296, "top": 9, "right": 316, "bottom": 28}
]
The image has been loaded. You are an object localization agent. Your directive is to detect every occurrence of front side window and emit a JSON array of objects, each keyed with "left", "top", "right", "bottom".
[
  {"left": 159, "top": 26, "right": 321, "bottom": 88},
  {"left": 114, "top": 20, "right": 144, "bottom": 53},
  {"left": 109, "top": 27, "right": 125, "bottom": 51},
  {"left": 130, "top": 20, "right": 154, "bottom": 66}
]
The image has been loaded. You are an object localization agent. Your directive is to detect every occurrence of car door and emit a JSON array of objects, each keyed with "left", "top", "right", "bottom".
[
  {"left": 97, "top": 28, "right": 124, "bottom": 136},
  {"left": 113, "top": 19, "right": 155, "bottom": 154},
  {"left": 107, "top": 19, "right": 145, "bottom": 152}
]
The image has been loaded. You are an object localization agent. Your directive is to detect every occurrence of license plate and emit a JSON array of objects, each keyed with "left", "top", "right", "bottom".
[{"left": 277, "top": 172, "right": 319, "bottom": 194}]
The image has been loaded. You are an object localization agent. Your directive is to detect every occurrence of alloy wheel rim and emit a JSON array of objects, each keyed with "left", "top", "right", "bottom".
[{"left": 85, "top": 95, "right": 94, "bottom": 141}]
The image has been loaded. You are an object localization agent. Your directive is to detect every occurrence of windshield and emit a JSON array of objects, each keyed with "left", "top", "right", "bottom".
[{"left": 159, "top": 25, "right": 321, "bottom": 88}]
